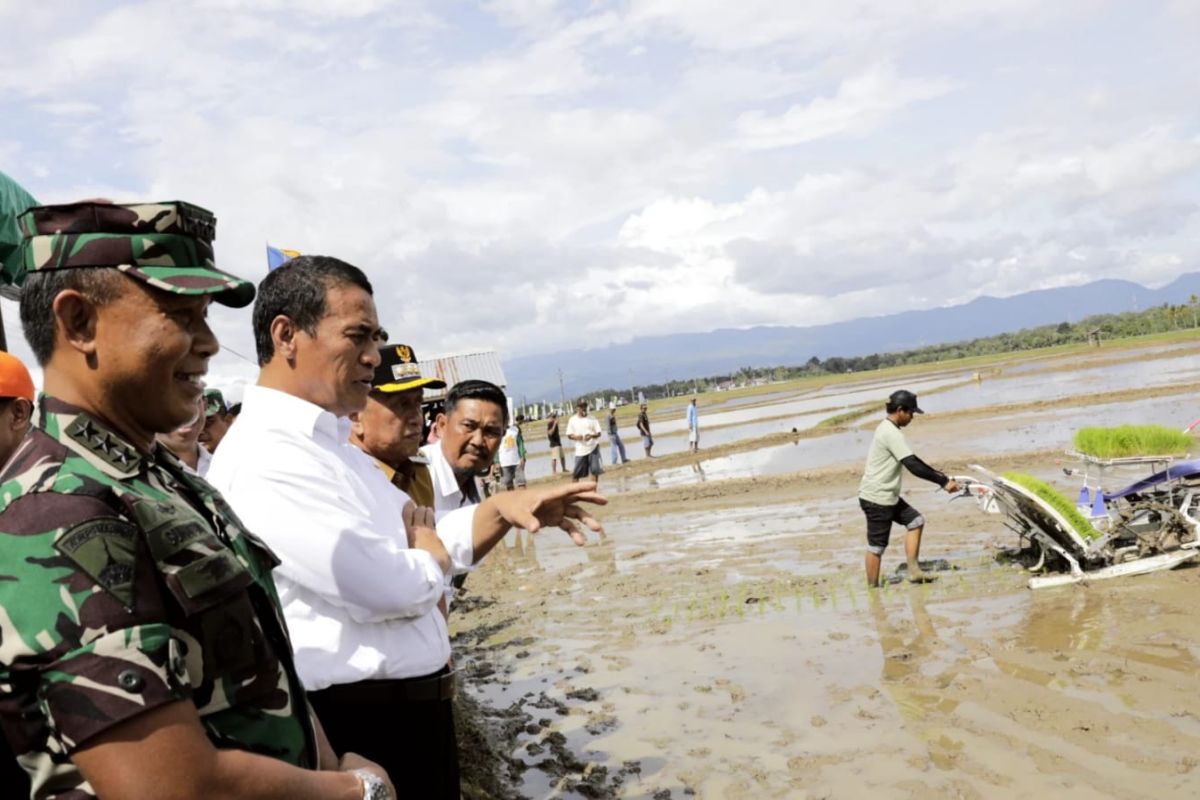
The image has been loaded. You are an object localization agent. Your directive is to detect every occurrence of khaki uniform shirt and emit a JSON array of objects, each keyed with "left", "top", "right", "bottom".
[
  {"left": 0, "top": 397, "right": 316, "bottom": 798},
  {"left": 376, "top": 456, "right": 436, "bottom": 509}
]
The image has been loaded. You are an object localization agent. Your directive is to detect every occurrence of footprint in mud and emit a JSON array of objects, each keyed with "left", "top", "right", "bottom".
[{"left": 713, "top": 677, "right": 747, "bottom": 703}]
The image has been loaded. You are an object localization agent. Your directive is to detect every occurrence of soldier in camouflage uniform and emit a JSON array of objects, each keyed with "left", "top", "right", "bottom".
[{"left": 0, "top": 201, "right": 392, "bottom": 799}]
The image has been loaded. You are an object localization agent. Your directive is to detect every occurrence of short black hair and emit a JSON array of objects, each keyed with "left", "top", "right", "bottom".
[
  {"left": 252, "top": 255, "right": 374, "bottom": 365},
  {"left": 445, "top": 380, "right": 508, "bottom": 425},
  {"left": 20, "top": 269, "right": 127, "bottom": 366}
]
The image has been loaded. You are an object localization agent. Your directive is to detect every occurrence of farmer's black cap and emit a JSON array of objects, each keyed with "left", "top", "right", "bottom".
[{"left": 889, "top": 389, "right": 924, "bottom": 414}]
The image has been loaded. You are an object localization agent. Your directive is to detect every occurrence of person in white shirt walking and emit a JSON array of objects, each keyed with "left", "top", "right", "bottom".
[
  {"left": 207, "top": 256, "right": 605, "bottom": 799},
  {"left": 686, "top": 397, "right": 700, "bottom": 453},
  {"left": 567, "top": 400, "right": 604, "bottom": 483}
]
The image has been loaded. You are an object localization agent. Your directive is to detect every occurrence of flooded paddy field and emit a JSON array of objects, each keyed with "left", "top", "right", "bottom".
[
  {"left": 453, "top": 337, "right": 1200, "bottom": 798},
  {"left": 522, "top": 337, "right": 1200, "bottom": 482}
]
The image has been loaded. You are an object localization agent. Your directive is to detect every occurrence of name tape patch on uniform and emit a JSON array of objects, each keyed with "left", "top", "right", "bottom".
[{"left": 54, "top": 517, "right": 139, "bottom": 608}]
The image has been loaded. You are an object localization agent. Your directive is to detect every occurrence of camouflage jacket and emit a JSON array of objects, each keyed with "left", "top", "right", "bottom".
[{"left": 0, "top": 396, "right": 316, "bottom": 798}]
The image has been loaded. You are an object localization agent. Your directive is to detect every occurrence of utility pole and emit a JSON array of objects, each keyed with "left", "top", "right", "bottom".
[
  {"left": 557, "top": 368, "right": 567, "bottom": 410},
  {"left": 628, "top": 368, "right": 635, "bottom": 406}
]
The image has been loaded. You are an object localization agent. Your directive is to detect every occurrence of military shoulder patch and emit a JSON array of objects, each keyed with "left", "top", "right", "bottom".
[{"left": 54, "top": 517, "right": 139, "bottom": 609}]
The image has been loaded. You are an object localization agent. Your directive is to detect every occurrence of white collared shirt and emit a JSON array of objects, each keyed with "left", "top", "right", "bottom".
[
  {"left": 207, "top": 385, "right": 476, "bottom": 689},
  {"left": 566, "top": 414, "right": 601, "bottom": 457},
  {"left": 420, "top": 440, "right": 485, "bottom": 517},
  {"left": 195, "top": 444, "right": 212, "bottom": 477}
]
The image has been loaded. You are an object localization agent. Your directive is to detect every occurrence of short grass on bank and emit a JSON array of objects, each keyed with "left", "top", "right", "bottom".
[
  {"left": 1072, "top": 425, "right": 1194, "bottom": 459},
  {"left": 1002, "top": 471, "right": 1101, "bottom": 541}
]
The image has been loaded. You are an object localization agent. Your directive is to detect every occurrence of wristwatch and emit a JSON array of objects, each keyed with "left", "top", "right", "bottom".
[{"left": 351, "top": 768, "right": 393, "bottom": 800}]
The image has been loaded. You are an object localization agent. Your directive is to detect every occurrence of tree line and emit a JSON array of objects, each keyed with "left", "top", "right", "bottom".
[{"left": 595, "top": 298, "right": 1200, "bottom": 401}]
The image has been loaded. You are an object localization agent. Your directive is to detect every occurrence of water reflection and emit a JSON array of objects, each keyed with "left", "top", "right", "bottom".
[{"left": 870, "top": 588, "right": 963, "bottom": 769}]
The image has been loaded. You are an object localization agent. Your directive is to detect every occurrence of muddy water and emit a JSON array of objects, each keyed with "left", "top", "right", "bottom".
[
  {"left": 607, "top": 392, "right": 1197, "bottom": 493},
  {"left": 456, "top": 486, "right": 1200, "bottom": 798},
  {"left": 931, "top": 349, "right": 1200, "bottom": 414},
  {"left": 525, "top": 341, "right": 1199, "bottom": 483},
  {"left": 454, "top": 339, "right": 1200, "bottom": 798}
]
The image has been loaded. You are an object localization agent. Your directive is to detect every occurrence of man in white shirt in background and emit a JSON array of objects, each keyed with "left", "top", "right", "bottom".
[
  {"left": 567, "top": 400, "right": 603, "bottom": 484},
  {"left": 156, "top": 393, "right": 211, "bottom": 475},
  {"left": 207, "top": 256, "right": 605, "bottom": 799}
]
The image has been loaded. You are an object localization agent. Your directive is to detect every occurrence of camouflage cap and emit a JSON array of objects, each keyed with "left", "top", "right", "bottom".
[
  {"left": 204, "top": 388, "right": 227, "bottom": 417},
  {"left": 15, "top": 201, "right": 255, "bottom": 308}
]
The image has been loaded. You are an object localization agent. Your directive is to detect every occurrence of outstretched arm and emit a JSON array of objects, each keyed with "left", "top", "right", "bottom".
[{"left": 468, "top": 481, "right": 607, "bottom": 563}]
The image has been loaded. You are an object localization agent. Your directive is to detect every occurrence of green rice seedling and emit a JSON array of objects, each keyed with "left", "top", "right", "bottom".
[
  {"left": 1001, "top": 471, "right": 1102, "bottom": 541},
  {"left": 1072, "top": 425, "right": 1193, "bottom": 459}
]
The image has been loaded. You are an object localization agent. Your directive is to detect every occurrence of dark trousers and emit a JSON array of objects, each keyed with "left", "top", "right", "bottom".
[{"left": 308, "top": 669, "right": 459, "bottom": 799}]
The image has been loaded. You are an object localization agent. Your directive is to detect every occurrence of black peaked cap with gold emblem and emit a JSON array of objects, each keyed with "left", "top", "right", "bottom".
[{"left": 371, "top": 344, "right": 447, "bottom": 393}]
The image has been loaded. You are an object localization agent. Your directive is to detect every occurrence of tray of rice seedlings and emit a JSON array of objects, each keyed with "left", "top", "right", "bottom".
[
  {"left": 1072, "top": 425, "right": 1193, "bottom": 460},
  {"left": 1001, "top": 471, "right": 1102, "bottom": 541}
]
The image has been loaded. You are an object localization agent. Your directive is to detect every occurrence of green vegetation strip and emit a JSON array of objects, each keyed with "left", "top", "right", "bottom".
[
  {"left": 1072, "top": 425, "right": 1193, "bottom": 459},
  {"left": 816, "top": 403, "right": 876, "bottom": 428},
  {"left": 1001, "top": 471, "right": 1101, "bottom": 541}
]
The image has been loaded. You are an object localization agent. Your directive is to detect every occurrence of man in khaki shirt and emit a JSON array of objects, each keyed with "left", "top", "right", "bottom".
[
  {"left": 350, "top": 343, "right": 446, "bottom": 507},
  {"left": 858, "top": 390, "right": 958, "bottom": 587}
]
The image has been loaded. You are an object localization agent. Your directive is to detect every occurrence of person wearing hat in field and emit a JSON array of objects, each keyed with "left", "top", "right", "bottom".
[
  {"left": 636, "top": 402, "right": 653, "bottom": 457},
  {"left": 350, "top": 343, "right": 446, "bottom": 508},
  {"left": 0, "top": 201, "right": 392, "bottom": 798},
  {"left": 0, "top": 350, "right": 35, "bottom": 469},
  {"left": 546, "top": 410, "right": 567, "bottom": 473},
  {"left": 858, "top": 389, "right": 959, "bottom": 587},
  {"left": 567, "top": 400, "right": 604, "bottom": 483},
  {"left": 199, "top": 386, "right": 234, "bottom": 454}
]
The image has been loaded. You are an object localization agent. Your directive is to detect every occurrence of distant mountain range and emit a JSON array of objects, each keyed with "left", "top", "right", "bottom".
[{"left": 505, "top": 272, "right": 1200, "bottom": 401}]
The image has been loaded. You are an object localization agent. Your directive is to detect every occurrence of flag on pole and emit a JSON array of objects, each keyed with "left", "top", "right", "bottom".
[{"left": 266, "top": 244, "right": 301, "bottom": 271}]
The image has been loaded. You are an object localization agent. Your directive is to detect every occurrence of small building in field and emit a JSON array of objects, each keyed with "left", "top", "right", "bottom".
[{"left": 420, "top": 349, "right": 508, "bottom": 404}]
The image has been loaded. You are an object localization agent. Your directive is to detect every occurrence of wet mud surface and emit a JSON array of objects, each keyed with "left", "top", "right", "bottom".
[{"left": 451, "top": 337, "right": 1200, "bottom": 798}]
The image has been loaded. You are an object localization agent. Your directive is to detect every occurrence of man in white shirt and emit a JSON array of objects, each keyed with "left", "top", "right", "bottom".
[
  {"left": 208, "top": 256, "right": 604, "bottom": 799},
  {"left": 421, "top": 379, "right": 507, "bottom": 515},
  {"left": 567, "top": 400, "right": 604, "bottom": 483}
]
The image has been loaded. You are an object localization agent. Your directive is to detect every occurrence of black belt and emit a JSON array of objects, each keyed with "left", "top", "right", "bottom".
[{"left": 318, "top": 668, "right": 456, "bottom": 705}]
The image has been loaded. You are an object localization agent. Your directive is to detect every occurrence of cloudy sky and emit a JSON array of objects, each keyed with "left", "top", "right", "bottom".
[{"left": 3, "top": 0, "right": 1199, "bottom": 388}]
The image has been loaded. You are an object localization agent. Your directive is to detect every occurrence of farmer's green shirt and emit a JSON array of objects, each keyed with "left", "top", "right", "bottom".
[
  {"left": 0, "top": 396, "right": 316, "bottom": 798},
  {"left": 858, "top": 420, "right": 914, "bottom": 506}
]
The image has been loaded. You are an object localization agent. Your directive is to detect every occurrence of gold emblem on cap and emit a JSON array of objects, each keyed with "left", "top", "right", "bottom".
[{"left": 395, "top": 345, "right": 413, "bottom": 362}]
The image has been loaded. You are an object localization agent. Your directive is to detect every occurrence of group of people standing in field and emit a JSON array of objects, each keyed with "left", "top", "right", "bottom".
[{"left": 541, "top": 396, "right": 700, "bottom": 483}]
